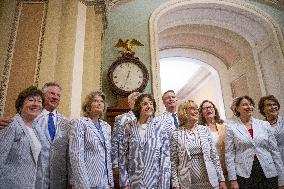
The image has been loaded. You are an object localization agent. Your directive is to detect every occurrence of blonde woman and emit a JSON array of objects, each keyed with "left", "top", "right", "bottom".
[
  {"left": 69, "top": 91, "right": 114, "bottom": 189},
  {"left": 171, "top": 100, "right": 226, "bottom": 189}
]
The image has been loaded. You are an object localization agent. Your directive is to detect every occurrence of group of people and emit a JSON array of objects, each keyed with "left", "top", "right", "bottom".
[{"left": 0, "top": 83, "right": 284, "bottom": 189}]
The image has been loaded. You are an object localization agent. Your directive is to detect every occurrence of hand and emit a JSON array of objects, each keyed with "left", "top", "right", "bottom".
[
  {"left": 0, "top": 117, "right": 12, "bottom": 129},
  {"left": 279, "top": 186, "right": 284, "bottom": 189},
  {"left": 230, "top": 180, "right": 239, "bottom": 189},
  {"left": 219, "top": 181, "right": 227, "bottom": 189},
  {"left": 123, "top": 186, "right": 130, "bottom": 189},
  {"left": 173, "top": 187, "right": 180, "bottom": 189}
]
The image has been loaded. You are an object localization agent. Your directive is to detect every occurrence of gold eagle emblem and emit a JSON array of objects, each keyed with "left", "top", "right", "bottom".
[{"left": 114, "top": 39, "right": 144, "bottom": 55}]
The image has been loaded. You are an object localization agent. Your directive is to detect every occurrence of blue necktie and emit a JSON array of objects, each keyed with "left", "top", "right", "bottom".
[
  {"left": 172, "top": 113, "right": 179, "bottom": 128},
  {"left": 48, "top": 112, "right": 56, "bottom": 142}
]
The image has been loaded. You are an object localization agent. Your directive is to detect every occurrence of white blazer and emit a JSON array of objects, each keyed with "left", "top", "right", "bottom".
[{"left": 225, "top": 117, "right": 284, "bottom": 186}]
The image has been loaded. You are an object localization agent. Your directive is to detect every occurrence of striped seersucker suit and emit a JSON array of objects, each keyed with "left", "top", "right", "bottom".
[
  {"left": 170, "top": 125, "right": 225, "bottom": 189},
  {"left": 0, "top": 114, "right": 42, "bottom": 188},
  {"left": 69, "top": 117, "right": 114, "bottom": 189},
  {"left": 111, "top": 110, "right": 136, "bottom": 167},
  {"left": 119, "top": 117, "right": 171, "bottom": 189},
  {"left": 274, "top": 115, "right": 284, "bottom": 168},
  {"left": 34, "top": 110, "right": 70, "bottom": 189}
]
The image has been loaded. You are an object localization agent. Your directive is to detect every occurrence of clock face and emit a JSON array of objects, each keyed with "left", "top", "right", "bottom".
[
  {"left": 107, "top": 55, "right": 149, "bottom": 96},
  {"left": 112, "top": 62, "right": 144, "bottom": 91}
]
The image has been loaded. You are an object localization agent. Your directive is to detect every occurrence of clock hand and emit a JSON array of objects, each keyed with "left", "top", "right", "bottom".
[{"left": 123, "top": 70, "right": 131, "bottom": 88}]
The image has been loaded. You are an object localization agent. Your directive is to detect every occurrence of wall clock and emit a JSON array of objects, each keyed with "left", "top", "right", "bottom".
[{"left": 107, "top": 54, "right": 149, "bottom": 97}]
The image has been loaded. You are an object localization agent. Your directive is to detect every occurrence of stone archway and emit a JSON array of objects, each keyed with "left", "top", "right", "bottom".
[{"left": 149, "top": 0, "right": 284, "bottom": 114}]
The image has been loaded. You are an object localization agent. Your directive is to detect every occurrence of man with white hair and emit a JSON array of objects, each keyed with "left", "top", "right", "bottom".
[{"left": 111, "top": 91, "right": 141, "bottom": 167}]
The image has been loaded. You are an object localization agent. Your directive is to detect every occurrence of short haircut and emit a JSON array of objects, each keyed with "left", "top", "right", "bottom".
[
  {"left": 15, "top": 86, "right": 44, "bottom": 113},
  {"left": 133, "top": 94, "right": 156, "bottom": 119},
  {"left": 42, "top": 82, "right": 62, "bottom": 93},
  {"left": 234, "top": 95, "right": 255, "bottom": 117},
  {"left": 177, "top": 100, "right": 198, "bottom": 127},
  {"left": 82, "top": 91, "right": 106, "bottom": 117},
  {"left": 198, "top": 100, "right": 223, "bottom": 125},
  {"left": 258, "top": 95, "right": 280, "bottom": 117},
  {"left": 162, "top": 90, "right": 175, "bottom": 101},
  {"left": 128, "top": 92, "right": 141, "bottom": 103}
]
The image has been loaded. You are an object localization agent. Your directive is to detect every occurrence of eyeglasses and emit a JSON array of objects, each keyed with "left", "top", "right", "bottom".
[
  {"left": 264, "top": 103, "right": 278, "bottom": 107},
  {"left": 202, "top": 106, "right": 214, "bottom": 110}
]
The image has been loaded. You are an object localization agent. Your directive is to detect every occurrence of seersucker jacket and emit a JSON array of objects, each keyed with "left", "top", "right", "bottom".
[
  {"left": 170, "top": 125, "right": 225, "bottom": 189},
  {"left": 34, "top": 111, "right": 70, "bottom": 189},
  {"left": 111, "top": 111, "right": 136, "bottom": 167},
  {"left": 273, "top": 115, "right": 284, "bottom": 168},
  {"left": 0, "top": 114, "right": 42, "bottom": 189},
  {"left": 69, "top": 117, "right": 114, "bottom": 189},
  {"left": 119, "top": 117, "right": 171, "bottom": 189},
  {"left": 225, "top": 117, "right": 284, "bottom": 186}
]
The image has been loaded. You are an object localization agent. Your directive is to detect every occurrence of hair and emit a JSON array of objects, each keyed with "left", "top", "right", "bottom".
[
  {"left": 258, "top": 95, "right": 280, "bottom": 117},
  {"left": 128, "top": 92, "right": 141, "bottom": 103},
  {"left": 82, "top": 91, "right": 106, "bottom": 117},
  {"left": 133, "top": 93, "right": 156, "bottom": 119},
  {"left": 15, "top": 86, "right": 44, "bottom": 113},
  {"left": 177, "top": 100, "right": 198, "bottom": 127},
  {"left": 230, "top": 97, "right": 240, "bottom": 112},
  {"left": 162, "top": 90, "right": 175, "bottom": 101},
  {"left": 233, "top": 95, "right": 255, "bottom": 117},
  {"left": 42, "top": 82, "right": 62, "bottom": 93},
  {"left": 198, "top": 100, "right": 223, "bottom": 125}
]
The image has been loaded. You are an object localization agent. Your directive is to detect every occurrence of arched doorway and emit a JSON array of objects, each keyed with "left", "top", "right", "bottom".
[
  {"left": 150, "top": 0, "right": 284, "bottom": 116},
  {"left": 160, "top": 56, "right": 226, "bottom": 118}
]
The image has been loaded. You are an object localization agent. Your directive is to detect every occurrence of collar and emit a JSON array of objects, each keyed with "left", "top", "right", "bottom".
[
  {"left": 42, "top": 109, "right": 57, "bottom": 117},
  {"left": 164, "top": 110, "right": 177, "bottom": 116}
]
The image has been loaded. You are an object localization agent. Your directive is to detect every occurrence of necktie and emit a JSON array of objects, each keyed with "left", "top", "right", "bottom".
[
  {"left": 172, "top": 113, "right": 179, "bottom": 128},
  {"left": 48, "top": 112, "right": 56, "bottom": 142}
]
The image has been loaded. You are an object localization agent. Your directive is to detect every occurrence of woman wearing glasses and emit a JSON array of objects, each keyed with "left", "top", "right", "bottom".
[
  {"left": 199, "top": 100, "right": 228, "bottom": 186},
  {"left": 258, "top": 95, "right": 284, "bottom": 167}
]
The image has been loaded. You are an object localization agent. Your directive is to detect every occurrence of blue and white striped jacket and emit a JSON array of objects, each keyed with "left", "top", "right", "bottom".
[
  {"left": 34, "top": 111, "right": 70, "bottom": 189},
  {"left": 111, "top": 111, "right": 136, "bottom": 167},
  {"left": 0, "top": 114, "right": 41, "bottom": 188},
  {"left": 274, "top": 115, "right": 284, "bottom": 167},
  {"left": 69, "top": 117, "right": 114, "bottom": 189},
  {"left": 119, "top": 117, "right": 171, "bottom": 189}
]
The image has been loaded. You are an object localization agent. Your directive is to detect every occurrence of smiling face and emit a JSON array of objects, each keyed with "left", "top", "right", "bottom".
[
  {"left": 187, "top": 105, "right": 199, "bottom": 124},
  {"left": 162, "top": 91, "right": 177, "bottom": 112},
  {"left": 236, "top": 98, "right": 254, "bottom": 118},
  {"left": 201, "top": 101, "right": 216, "bottom": 121},
  {"left": 43, "top": 86, "right": 61, "bottom": 112},
  {"left": 21, "top": 96, "right": 43, "bottom": 121},
  {"left": 263, "top": 99, "right": 279, "bottom": 119},
  {"left": 89, "top": 95, "right": 105, "bottom": 117},
  {"left": 139, "top": 97, "right": 155, "bottom": 119}
]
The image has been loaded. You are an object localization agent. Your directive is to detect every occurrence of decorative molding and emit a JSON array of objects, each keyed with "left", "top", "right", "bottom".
[
  {"left": 149, "top": 0, "right": 284, "bottom": 112},
  {"left": 0, "top": 0, "right": 48, "bottom": 116},
  {"left": 231, "top": 74, "right": 249, "bottom": 98},
  {"left": 78, "top": 0, "right": 108, "bottom": 29},
  {"left": 34, "top": 1, "right": 48, "bottom": 87},
  {"left": 255, "top": 0, "right": 284, "bottom": 11}
]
